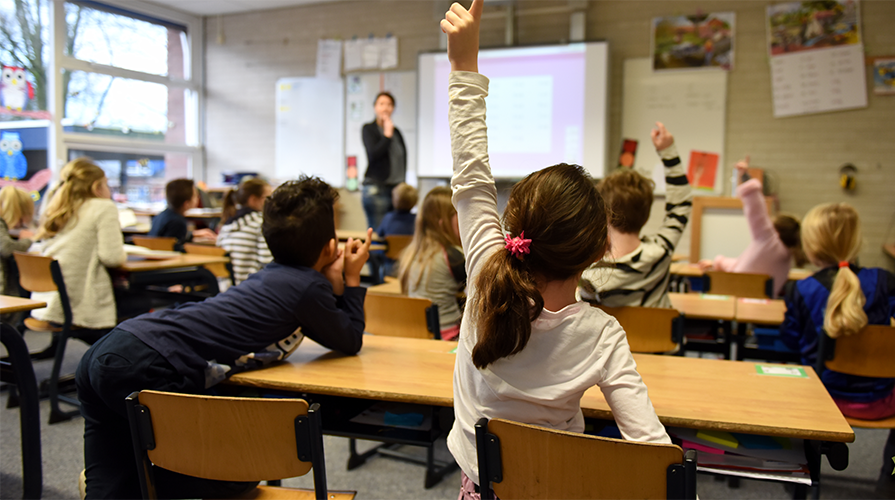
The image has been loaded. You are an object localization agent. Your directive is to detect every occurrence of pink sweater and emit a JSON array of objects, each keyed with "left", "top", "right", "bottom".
[{"left": 712, "top": 179, "right": 791, "bottom": 297}]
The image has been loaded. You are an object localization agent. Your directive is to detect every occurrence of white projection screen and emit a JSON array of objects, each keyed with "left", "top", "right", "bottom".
[{"left": 417, "top": 42, "right": 609, "bottom": 180}]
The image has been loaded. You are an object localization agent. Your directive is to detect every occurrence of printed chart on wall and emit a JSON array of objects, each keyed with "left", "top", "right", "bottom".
[
  {"left": 621, "top": 58, "right": 727, "bottom": 194},
  {"left": 766, "top": 1, "right": 867, "bottom": 118}
]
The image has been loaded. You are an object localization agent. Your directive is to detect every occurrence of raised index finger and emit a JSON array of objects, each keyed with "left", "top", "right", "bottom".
[{"left": 363, "top": 228, "right": 373, "bottom": 252}]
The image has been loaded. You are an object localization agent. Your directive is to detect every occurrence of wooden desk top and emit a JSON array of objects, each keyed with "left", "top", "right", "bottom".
[
  {"left": 229, "top": 335, "right": 853, "bottom": 443},
  {"left": 0, "top": 295, "right": 47, "bottom": 314},
  {"left": 336, "top": 229, "right": 383, "bottom": 242},
  {"left": 669, "top": 263, "right": 812, "bottom": 282},
  {"left": 736, "top": 298, "right": 787, "bottom": 325},
  {"left": 668, "top": 292, "right": 736, "bottom": 320},
  {"left": 121, "top": 223, "right": 151, "bottom": 234},
  {"left": 367, "top": 280, "right": 402, "bottom": 296},
  {"left": 129, "top": 208, "right": 222, "bottom": 219},
  {"left": 117, "top": 254, "right": 229, "bottom": 273}
]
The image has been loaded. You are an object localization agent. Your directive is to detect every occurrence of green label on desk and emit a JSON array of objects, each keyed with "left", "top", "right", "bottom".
[
  {"left": 755, "top": 365, "right": 807, "bottom": 378},
  {"left": 449, "top": 347, "right": 458, "bottom": 354}
]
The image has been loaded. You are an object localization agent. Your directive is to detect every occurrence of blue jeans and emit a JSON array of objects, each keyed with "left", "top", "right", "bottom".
[{"left": 362, "top": 184, "right": 394, "bottom": 232}]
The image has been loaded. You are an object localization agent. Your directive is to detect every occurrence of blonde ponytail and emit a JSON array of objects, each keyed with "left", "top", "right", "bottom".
[
  {"left": 37, "top": 158, "right": 106, "bottom": 239},
  {"left": 802, "top": 203, "right": 866, "bottom": 338}
]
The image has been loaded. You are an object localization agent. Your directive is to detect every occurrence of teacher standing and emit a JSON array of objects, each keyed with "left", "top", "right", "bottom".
[{"left": 362, "top": 91, "right": 406, "bottom": 231}]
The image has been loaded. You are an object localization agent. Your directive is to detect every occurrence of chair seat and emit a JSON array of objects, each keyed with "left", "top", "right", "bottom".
[
  {"left": 24, "top": 318, "right": 61, "bottom": 332},
  {"left": 231, "top": 486, "right": 357, "bottom": 500},
  {"left": 845, "top": 415, "right": 895, "bottom": 429}
]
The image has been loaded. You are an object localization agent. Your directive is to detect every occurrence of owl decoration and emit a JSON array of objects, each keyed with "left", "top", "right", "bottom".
[
  {"left": 1, "top": 65, "right": 34, "bottom": 111},
  {"left": 1, "top": 132, "right": 28, "bottom": 180}
]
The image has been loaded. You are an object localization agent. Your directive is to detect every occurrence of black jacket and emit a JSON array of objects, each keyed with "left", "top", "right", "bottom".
[{"left": 362, "top": 120, "right": 405, "bottom": 185}]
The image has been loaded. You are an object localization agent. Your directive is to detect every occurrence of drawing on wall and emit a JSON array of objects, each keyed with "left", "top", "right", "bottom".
[
  {"left": 767, "top": 1, "right": 860, "bottom": 56},
  {"left": 618, "top": 139, "right": 637, "bottom": 168},
  {"left": 872, "top": 57, "right": 895, "bottom": 95},
  {"left": 687, "top": 150, "right": 719, "bottom": 191},
  {"left": 652, "top": 12, "right": 735, "bottom": 71}
]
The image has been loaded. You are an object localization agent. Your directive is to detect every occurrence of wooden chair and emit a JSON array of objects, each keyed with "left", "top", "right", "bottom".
[
  {"left": 132, "top": 236, "right": 177, "bottom": 252},
  {"left": 595, "top": 305, "right": 683, "bottom": 354},
  {"left": 816, "top": 325, "right": 895, "bottom": 429},
  {"left": 125, "top": 390, "right": 355, "bottom": 500},
  {"left": 475, "top": 418, "right": 696, "bottom": 499},
  {"left": 364, "top": 293, "right": 440, "bottom": 340},
  {"left": 183, "top": 243, "right": 234, "bottom": 286},
  {"left": 702, "top": 270, "right": 773, "bottom": 299},
  {"left": 384, "top": 234, "right": 413, "bottom": 260},
  {"left": 13, "top": 252, "right": 88, "bottom": 423}
]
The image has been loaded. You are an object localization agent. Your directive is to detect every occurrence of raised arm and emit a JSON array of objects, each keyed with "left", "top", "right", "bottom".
[
  {"left": 734, "top": 157, "right": 776, "bottom": 244},
  {"left": 443, "top": 0, "right": 504, "bottom": 278},
  {"left": 651, "top": 122, "right": 692, "bottom": 251}
]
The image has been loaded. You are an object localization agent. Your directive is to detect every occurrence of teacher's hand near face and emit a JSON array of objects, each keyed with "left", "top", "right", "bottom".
[{"left": 382, "top": 115, "right": 394, "bottom": 138}]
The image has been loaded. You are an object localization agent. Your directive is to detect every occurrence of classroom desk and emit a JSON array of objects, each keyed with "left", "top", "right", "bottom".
[
  {"left": 668, "top": 292, "right": 736, "bottom": 320},
  {"left": 227, "top": 335, "right": 852, "bottom": 493},
  {"left": 336, "top": 229, "right": 383, "bottom": 242},
  {"left": 366, "top": 280, "right": 402, "bottom": 296},
  {"left": 0, "top": 295, "right": 47, "bottom": 499},
  {"left": 131, "top": 207, "right": 222, "bottom": 219},
  {"left": 669, "top": 263, "right": 812, "bottom": 281},
  {"left": 117, "top": 254, "right": 229, "bottom": 273},
  {"left": 736, "top": 298, "right": 787, "bottom": 326},
  {"left": 121, "top": 223, "right": 152, "bottom": 234}
]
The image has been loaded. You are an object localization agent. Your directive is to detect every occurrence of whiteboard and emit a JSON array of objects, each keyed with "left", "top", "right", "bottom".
[
  {"left": 621, "top": 58, "right": 727, "bottom": 194},
  {"left": 344, "top": 71, "right": 417, "bottom": 187},
  {"left": 275, "top": 77, "right": 344, "bottom": 187}
]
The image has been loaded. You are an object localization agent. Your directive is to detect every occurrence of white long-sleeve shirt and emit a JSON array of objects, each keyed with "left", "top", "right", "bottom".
[{"left": 446, "top": 71, "right": 670, "bottom": 485}]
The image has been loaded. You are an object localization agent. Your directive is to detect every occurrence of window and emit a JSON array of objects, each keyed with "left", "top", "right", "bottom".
[{"left": 67, "top": 148, "right": 190, "bottom": 205}]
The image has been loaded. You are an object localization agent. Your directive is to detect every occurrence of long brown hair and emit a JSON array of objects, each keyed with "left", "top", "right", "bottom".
[
  {"left": 222, "top": 177, "right": 270, "bottom": 221},
  {"left": 37, "top": 158, "right": 106, "bottom": 239},
  {"left": 801, "top": 203, "right": 866, "bottom": 338},
  {"left": 398, "top": 186, "right": 460, "bottom": 293},
  {"left": 0, "top": 186, "right": 34, "bottom": 229},
  {"left": 470, "top": 164, "right": 609, "bottom": 369}
]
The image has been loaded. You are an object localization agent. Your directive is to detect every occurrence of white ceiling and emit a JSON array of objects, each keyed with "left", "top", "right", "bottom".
[{"left": 142, "top": 0, "right": 339, "bottom": 16}]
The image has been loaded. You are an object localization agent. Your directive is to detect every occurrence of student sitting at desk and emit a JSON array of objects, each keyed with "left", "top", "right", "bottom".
[
  {"left": 376, "top": 181, "right": 418, "bottom": 278},
  {"left": 441, "top": 4, "right": 670, "bottom": 496},
  {"left": 76, "top": 176, "right": 372, "bottom": 499},
  {"left": 781, "top": 202, "right": 895, "bottom": 420},
  {"left": 149, "top": 178, "right": 217, "bottom": 252},
  {"left": 398, "top": 186, "right": 465, "bottom": 340},
  {"left": 0, "top": 186, "right": 34, "bottom": 296},
  {"left": 578, "top": 121, "right": 693, "bottom": 308},
  {"left": 217, "top": 177, "right": 273, "bottom": 285},
  {"left": 698, "top": 156, "right": 807, "bottom": 297}
]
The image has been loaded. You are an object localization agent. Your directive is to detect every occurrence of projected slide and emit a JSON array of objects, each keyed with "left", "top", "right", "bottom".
[{"left": 418, "top": 42, "right": 608, "bottom": 179}]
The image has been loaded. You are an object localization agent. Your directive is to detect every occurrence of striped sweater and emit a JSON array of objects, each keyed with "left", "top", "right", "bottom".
[
  {"left": 216, "top": 208, "right": 272, "bottom": 285},
  {"left": 579, "top": 145, "right": 693, "bottom": 308}
]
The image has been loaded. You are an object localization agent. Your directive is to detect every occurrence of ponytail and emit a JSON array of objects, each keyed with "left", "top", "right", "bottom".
[
  {"left": 824, "top": 264, "right": 867, "bottom": 338},
  {"left": 470, "top": 250, "right": 544, "bottom": 369},
  {"left": 222, "top": 189, "right": 238, "bottom": 222}
]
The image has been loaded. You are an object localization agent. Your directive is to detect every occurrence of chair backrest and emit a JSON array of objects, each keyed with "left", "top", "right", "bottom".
[
  {"left": 817, "top": 325, "right": 895, "bottom": 379},
  {"left": 132, "top": 236, "right": 177, "bottom": 252},
  {"left": 476, "top": 418, "right": 695, "bottom": 500},
  {"left": 596, "top": 305, "right": 682, "bottom": 353},
  {"left": 13, "top": 252, "right": 72, "bottom": 327},
  {"left": 384, "top": 234, "right": 413, "bottom": 260},
  {"left": 182, "top": 243, "right": 232, "bottom": 282},
  {"left": 364, "top": 293, "right": 440, "bottom": 339},
  {"left": 703, "top": 271, "right": 773, "bottom": 299},
  {"left": 126, "top": 390, "right": 327, "bottom": 499}
]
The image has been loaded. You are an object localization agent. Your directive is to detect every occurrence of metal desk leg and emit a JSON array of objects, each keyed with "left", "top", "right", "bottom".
[{"left": 1, "top": 323, "right": 43, "bottom": 499}]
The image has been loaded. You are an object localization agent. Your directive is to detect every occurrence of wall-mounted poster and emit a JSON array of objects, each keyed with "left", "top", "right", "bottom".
[
  {"left": 687, "top": 151, "right": 719, "bottom": 191},
  {"left": 767, "top": 0, "right": 860, "bottom": 56},
  {"left": 652, "top": 13, "right": 735, "bottom": 71},
  {"left": 872, "top": 57, "right": 895, "bottom": 95}
]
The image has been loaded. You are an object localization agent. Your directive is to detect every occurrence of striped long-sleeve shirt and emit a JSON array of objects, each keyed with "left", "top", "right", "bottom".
[
  {"left": 579, "top": 144, "right": 692, "bottom": 308},
  {"left": 217, "top": 208, "right": 273, "bottom": 285}
]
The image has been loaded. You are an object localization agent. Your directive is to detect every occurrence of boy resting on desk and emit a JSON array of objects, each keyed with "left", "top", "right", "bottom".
[
  {"left": 579, "top": 123, "right": 693, "bottom": 308},
  {"left": 149, "top": 178, "right": 217, "bottom": 251},
  {"left": 76, "top": 176, "right": 372, "bottom": 500}
]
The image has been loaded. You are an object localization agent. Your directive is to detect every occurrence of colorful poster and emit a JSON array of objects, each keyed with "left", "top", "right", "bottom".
[
  {"left": 687, "top": 151, "right": 719, "bottom": 191},
  {"left": 618, "top": 139, "right": 637, "bottom": 168},
  {"left": 767, "top": 1, "right": 860, "bottom": 56},
  {"left": 872, "top": 57, "right": 895, "bottom": 95},
  {"left": 652, "top": 13, "right": 735, "bottom": 71}
]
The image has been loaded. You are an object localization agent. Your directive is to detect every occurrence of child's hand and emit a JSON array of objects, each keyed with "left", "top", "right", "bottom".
[
  {"left": 193, "top": 228, "right": 217, "bottom": 241},
  {"left": 697, "top": 259, "right": 714, "bottom": 271},
  {"left": 343, "top": 228, "right": 374, "bottom": 287},
  {"left": 322, "top": 244, "right": 346, "bottom": 296},
  {"left": 735, "top": 156, "right": 750, "bottom": 176},
  {"left": 650, "top": 122, "right": 674, "bottom": 151},
  {"left": 441, "top": 0, "right": 484, "bottom": 73}
]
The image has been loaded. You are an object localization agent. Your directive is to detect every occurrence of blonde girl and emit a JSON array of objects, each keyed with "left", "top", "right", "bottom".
[
  {"left": 441, "top": 2, "right": 670, "bottom": 495},
  {"left": 32, "top": 158, "right": 126, "bottom": 329},
  {"left": 0, "top": 185, "right": 35, "bottom": 295},
  {"left": 217, "top": 177, "right": 273, "bottom": 284},
  {"left": 397, "top": 186, "right": 466, "bottom": 340},
  {"left": 781, "top": 203, "right": 895, "bottom": 420}
]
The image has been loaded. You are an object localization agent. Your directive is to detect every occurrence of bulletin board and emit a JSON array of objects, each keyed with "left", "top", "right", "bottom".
[
  {"left": 621, "top": 58, "right": 728, "bottom": 194},
  {"left": 344, "top": 71, "right": 418, "bottom": 187}
]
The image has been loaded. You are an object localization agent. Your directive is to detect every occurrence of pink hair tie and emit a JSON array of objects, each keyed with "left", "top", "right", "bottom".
[
  {"left": 838, "top": 261, "right": 849, "bottom": 269},
  {"left": 504, "top": 231, "right": 532, "bottom": 260}
]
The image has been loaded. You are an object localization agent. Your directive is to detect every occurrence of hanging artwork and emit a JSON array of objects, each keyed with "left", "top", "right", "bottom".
[
  {"left": 687, "top": 151, "right": 719, "bottom": 191},
  {"left": 872, "top": 57, "right": 895, "bottom": 95},
  {"left": 767, "top": 0, "right": 860, "bottom": 56},
  {"left": 652, "top": 13, "right": 735, "bottom": 71}
]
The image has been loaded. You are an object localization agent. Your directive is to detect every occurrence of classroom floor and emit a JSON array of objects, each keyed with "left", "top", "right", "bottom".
[{"left": 1, "top": 330, "right": 892, "bottom": 499}]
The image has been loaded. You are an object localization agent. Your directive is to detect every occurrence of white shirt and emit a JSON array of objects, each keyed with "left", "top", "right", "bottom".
[{"left": 446, "top": 71, "right": 670, "bottom": 485}]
